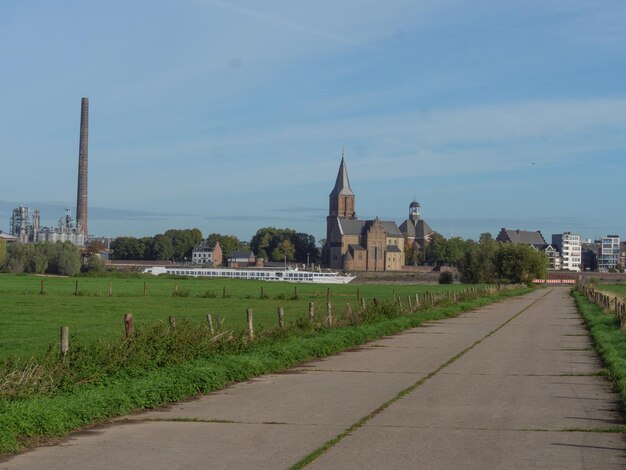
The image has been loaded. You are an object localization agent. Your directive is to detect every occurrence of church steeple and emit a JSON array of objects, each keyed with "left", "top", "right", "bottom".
[
  {"left": 409, "top": 198, "right": 421, "bottom": 225},
  {"left": 329, "top": 153, "right": 355, "bottom": 219}
]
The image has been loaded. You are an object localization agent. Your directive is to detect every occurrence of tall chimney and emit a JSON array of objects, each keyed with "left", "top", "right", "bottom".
[{"left": 76, "top": 97, "right": 89, "bottom": 237}]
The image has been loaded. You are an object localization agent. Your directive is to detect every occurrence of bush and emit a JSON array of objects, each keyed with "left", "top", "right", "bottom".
[
  {"left": 199, "top": 290, "right": 217, "bottom": 298},
  {"left": 439, "top": 271, "right": 454, "bottom": 284}
]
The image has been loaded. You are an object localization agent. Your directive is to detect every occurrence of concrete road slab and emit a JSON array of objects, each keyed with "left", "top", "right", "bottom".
[
  {"left": 370, "top": 374, "right": 624, "bottom": 431},
  {"left": 1, "top": 421, "right": 344, "bottom": 470},
  {"left": 308, "top": 427, "right": 626, "bottom": 470},
  {"left": 136, "top": 369, "right": 421, "bottom": 426},
  {"left": 442, "top": 348, "right": 603, "bottom": 375}
]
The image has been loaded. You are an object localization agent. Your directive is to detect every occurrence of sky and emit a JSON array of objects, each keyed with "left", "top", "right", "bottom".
[{"left": 1, "top": 0, "right": 625, "bottom": 244}]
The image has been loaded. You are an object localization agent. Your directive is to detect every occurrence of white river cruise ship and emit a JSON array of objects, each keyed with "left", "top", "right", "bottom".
[{"left": 143, "top": 266, "right": 355, "bottom": 284}]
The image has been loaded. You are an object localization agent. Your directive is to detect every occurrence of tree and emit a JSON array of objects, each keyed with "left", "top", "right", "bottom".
[
  {"left": 291, "top": 232, "right": 319, "bottom": 264},
  {"left": 111, "top": 237, "right": 146, "bottom": 260},
  {"left": 56, "top": 243, "right": 82, "bottom": 276},
  {"left": 205, "top": 233, "right": 244, "bottom": 257},
  {"left": 164, "top": 229, "right": 203, "bottom": 260},
  {"left": 0, "top": 240, "right": 6, "bottom": 269},
  {"left": 87, "top": 255, "right": 106, "bottom": 272},
  {"left": 85, "top": 239, "right": 106, "bottom": 256},
  {"left": 250, "top": 227, "right": 319, "bottom": 264},
  {"left": 496, "top": 243, "right": 546, "bottom": 283},
  {"left": 152, "top": 234, "right": 174, "bottom": 260},
  {"left": 271, "top": 239, "right": 296, "bottom": 262}
]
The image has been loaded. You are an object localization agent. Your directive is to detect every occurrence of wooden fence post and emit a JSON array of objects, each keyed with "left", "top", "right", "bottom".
[
  {"left": 60, "top": 326, "right": 69, "bottom": 357},
  {"left": 40, "top": 280, "right": 45, "bottom": 295},
  {"left": 169, "top": 315, "right": 176, "bottom": 329},
  {"left": 143, "top": 281, "right": 147, "bottom": 297},
  {"left": 346, "top": 303, "right": 353, "bottom": 318},
  {"left": 407, "top": 296, "right": 413, "bottom": 311},
  {"left": 261, "top": 286, "right": 264, "bottom": 298},
  {"left": 247, "top": 309, "right": 254, "bottom": 339},
  {"left": 223, "top": 286, "right": 227, "bottom": 298},
  {"left": 207, "top": 314, "right": 214, "bottom": 335},
  {"left": 326, "top": 302, "right": 333, "bottom": 326},
  {"left": 360, "top": 297, "right": 366, "bottom": 311},
  {"left": 309, "top": 302, "right": 315, "bottom": 322},
  {"left": 124, "top": 313, "right": 133, "bottom": 338},
  {"left": 357, "top": 288, "right": 360, "bottom": 301},
  {"left": 109, "top": 282, "right": 113, "bottom": 297},
  {"left": 415, "top": 293, "right": 420, "bottom": 308},
  {"left": 74, "top": 280, "right": 79, "bottom": 296},
  {"left": 278, "top": 307, "right": 285, "bottom": 328}
]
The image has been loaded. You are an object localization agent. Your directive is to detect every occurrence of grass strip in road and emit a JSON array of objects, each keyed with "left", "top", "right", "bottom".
[
  {"left": 572, "top": 290, "right": 626, "bottom": 411},
  {"left": 0, "top": 287, "right": 531, "bottom": 455},
  {"left": 290, "top": 288, "right": 552, "bottom": 469}
]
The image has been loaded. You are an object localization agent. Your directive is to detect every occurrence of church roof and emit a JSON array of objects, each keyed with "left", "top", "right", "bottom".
[
  {"left": 337, "top": 219, "right": 403, "bottom": 237},
  {"left": 386, "top": 245, "right": 402, "bottom": 253},
  {"left": 497, "top": 228, "right": 546, "bottom": 247},
  {"left": 329, "top": 157, "right": 354, "bottom": 197},
  {"left": 348, "top": 243, "right": 366, "bottom": 251},
  {"left": 399, "top": 219, "right": 433, "bottom": 239}
]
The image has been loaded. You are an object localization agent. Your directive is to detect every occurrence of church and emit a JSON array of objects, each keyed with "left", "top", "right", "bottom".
[{"left": 324, "top": 157, "right": 434, "bottom": 271}]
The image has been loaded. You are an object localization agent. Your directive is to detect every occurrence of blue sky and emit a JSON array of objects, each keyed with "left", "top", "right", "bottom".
[{"left": 1, "top": 0, "right": 625, "bottom": 244}]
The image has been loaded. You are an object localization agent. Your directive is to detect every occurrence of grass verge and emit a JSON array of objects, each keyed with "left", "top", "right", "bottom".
[
  {"left": 572, "top": 290, "right": 626, "bottom": 411},
  {"left": 0, "top": 287, "right": 531, "bottom": 454}
]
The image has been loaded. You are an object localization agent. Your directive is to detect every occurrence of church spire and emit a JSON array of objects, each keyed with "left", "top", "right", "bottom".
[{"left": 330, "top": 154, "right": 354, "bottom": 197}]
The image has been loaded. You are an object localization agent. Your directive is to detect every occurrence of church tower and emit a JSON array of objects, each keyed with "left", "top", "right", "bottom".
[
  {"left": 409, "top": 199, "right": 420, "bottom": 225},
  {"left": 324, "top": 154, "right": 356, "bottom": 266},
  {"left": 328, "top": 155, "right": 356, "bottom": 219}
]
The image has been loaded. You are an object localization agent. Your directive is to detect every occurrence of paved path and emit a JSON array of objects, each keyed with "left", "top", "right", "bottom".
[{"left": 3, "top": 287, "right": 625, "bottom": 469}]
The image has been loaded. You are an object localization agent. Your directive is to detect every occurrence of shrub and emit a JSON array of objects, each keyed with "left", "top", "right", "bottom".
[{"left": 439, "top": 271, "right": 454, "bottom": 284}]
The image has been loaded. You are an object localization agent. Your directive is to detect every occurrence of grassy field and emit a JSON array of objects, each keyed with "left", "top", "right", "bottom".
[
  {"left": 0, "top": 273, "right": 469, "bottom": 360},
  {"left": 600, "top": 284, "right": 626, "bottom": 298}
]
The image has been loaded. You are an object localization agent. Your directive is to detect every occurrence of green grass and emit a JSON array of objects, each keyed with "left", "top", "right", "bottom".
[
  {"left": 600, "top": 284, "right": 626, "bottom": 299},
  {"left": 572, "top": 290, "right": 626, "bottom": 411},
  {"left": 0, "top": 282, "right": 532, "bottom": 454},
  {"left": 0, "top": 273, "right": 473, "bottom": 360}
]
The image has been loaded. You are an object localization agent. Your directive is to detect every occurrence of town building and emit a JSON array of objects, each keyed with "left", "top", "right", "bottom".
[
  {"left": 192, "top": 241, "right": 222, "bottom": 266},
  {"left": 581, "top": 242, "right": 599, "bottom": 271},
  {"left": 551, "top": 232, "right": 581, "bottom": 272},
  {"left": 227, "top": 251, "right": 257, "bottom": 268},
  {"left": 496, "top": 228, "right": 547, "bottom": 248},
  {"left": 0, "top": 232, "right": 18, "bottom": 244},
  {"left": 598, "top": 235, "right": 620, "bottom": 271},
  {"left": 324, "top": 157, "right": 406, "bottom": 271},
  {"left": 544, "top": 245, "right": 562, "bottom": 271}
]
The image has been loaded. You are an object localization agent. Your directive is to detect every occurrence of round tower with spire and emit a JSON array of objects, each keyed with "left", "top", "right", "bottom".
[{"left": 409, "top": 199, "right": 420, "bottom": 225}]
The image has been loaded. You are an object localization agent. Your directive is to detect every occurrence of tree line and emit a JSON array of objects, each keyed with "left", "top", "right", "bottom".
[
  {"left": 110, "top": 227, "right": 320, "bottom": 264},
  {"left": 0, "top": 240, "right": 82, "bottom": 276},
  {"left": 411, "top": 232, "right": 547, "bottom": 284}
]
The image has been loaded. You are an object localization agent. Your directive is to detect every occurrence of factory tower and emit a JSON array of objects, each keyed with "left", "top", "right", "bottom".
[{"left": 76, "top": 97, "right": 89, "bottom": 237}]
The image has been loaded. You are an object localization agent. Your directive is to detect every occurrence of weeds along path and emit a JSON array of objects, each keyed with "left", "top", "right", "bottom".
[{"left": 6, "top": 288, "right": 613, "bottom": 469}]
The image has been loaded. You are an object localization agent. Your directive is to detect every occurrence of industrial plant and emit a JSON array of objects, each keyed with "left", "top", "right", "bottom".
[{"left": 5, "top": 98, "right": 90, "bottom": 246}]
